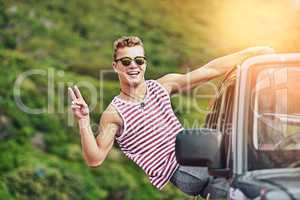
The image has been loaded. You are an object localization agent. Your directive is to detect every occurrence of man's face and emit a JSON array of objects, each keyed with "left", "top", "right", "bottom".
[{"left": 113, "top": 45, "right": 147, "bottom": 86}]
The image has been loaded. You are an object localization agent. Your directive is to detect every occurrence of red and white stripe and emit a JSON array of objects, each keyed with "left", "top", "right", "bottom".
[{"left": 111, "top": 80, "right": 183, "bottom": 190}]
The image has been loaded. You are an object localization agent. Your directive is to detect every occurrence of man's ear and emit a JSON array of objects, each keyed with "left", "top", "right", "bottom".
[{"left": 112, "top": 62, "right": 118, "bottom": 73}]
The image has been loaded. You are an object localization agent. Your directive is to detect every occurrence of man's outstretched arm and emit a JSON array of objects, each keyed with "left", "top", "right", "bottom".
[{"left": 157, "top": 46, "right": 274, "bottom": 94}]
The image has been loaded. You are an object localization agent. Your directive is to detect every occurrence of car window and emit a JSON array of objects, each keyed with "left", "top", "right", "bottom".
[
  {"left": 205, "top": 90, "right": 223, "bottom": 129},
  {"left": 205, "top": 80, "right": 236, "bottom": 168},
  {"left": 221, "top": 84, "right": 235, "bottom": 133},
  {"left": 252, "top": 67, "right": 300, "bottom": 150},
  {"left": 218, "top": 83, "right": 235, "bottom": 167},
  {"left": 205, "top": 82, "right": 235, "bottom": 133},
  {"left": 248, "top": 65, "right": 300, "bottom": 170}
]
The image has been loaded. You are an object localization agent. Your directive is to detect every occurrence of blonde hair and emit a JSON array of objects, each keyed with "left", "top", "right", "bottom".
[{"left": 113, "top": 36, "right": 144, "bottom": 60}]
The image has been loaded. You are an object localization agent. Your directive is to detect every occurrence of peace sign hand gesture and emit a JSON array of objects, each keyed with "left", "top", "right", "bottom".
[{"left": 68, "top": 85, "right": 90, "bottom": 121}]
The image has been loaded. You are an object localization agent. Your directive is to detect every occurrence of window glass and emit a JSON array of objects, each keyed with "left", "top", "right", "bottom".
[{"left": 252, "top": 67, "right": 300, "bottom": 150}]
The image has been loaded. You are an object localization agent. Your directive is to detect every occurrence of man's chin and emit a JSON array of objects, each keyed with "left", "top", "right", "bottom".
[
  {"left": 126, "top": 77, "right": 144, "bottom": 86},
  {"left": 129, "top": 80, "right": 141, "bottom": 86}
]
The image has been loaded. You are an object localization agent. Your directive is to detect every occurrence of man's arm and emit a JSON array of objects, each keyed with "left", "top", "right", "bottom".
[
  {"left": 68, "top": 86, "right": 119, "bottom": 167},
  {"left": 157, "top": 46, "right": 274, "bottom": 94},
  {"left": 79, "top": 110, "right": 119, "bottom": 167}
]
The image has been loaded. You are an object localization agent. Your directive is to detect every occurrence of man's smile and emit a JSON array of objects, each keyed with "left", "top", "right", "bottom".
[{"left": 127, "top": 71, "right": 141, "bottom": 78}]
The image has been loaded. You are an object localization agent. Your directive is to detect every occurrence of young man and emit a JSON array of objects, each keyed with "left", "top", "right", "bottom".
[{"left": 68, "top": 36, "right": 273, "bottom": 197}]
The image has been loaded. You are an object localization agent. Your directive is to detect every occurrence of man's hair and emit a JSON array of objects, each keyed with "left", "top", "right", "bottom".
[{"left": 113, "top": 36, "right": 144, "bottom": 60}]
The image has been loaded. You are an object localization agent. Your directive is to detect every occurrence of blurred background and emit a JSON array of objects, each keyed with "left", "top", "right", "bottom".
[{"left": 1, "top": 0, "right": 300, "bottom": 199}]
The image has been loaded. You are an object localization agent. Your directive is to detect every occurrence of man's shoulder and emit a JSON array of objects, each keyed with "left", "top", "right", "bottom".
[
  {"left": 101, "top": 104, "right": 123, "bottom": 127},
  {"left": 105, "top": 103, "right": 118, "bottom": 113}
]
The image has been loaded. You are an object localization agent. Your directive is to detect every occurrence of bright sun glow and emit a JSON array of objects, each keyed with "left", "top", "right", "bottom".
[{"left": 212, "top": 0, "right": 300, "bottom": 52}]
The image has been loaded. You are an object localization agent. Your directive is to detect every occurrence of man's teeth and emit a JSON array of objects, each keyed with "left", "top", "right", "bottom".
[{"left": 128, "top": 72, "right": 140, "bottom": 75}]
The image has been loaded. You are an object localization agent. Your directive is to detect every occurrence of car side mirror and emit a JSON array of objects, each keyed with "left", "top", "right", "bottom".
[{"left": 175, "top": 129, "right": 230, "bottom": 177}]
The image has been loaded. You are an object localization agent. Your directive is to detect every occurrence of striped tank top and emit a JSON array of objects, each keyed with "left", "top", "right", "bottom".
[{"left": 111, "top": 80, "right": 183, "bottom": 189}]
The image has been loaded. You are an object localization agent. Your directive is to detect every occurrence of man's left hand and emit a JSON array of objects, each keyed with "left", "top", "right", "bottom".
[{"left": 242, "top": 46, "right": 275, "bottom": 57}]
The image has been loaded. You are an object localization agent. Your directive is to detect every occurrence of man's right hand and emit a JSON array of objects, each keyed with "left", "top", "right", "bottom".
[{"left": 68, "top": 85, "right": 90, "bottom": 123}]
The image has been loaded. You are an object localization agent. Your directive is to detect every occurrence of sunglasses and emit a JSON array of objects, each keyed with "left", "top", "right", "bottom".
[{"left": 115, "top": 56, "right": 147, "bottom": 66}]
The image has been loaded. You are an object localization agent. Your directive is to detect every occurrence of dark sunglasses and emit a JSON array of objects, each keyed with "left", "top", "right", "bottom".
[{"left": 115, "top": 56, "right": 147, "bottom": 66}]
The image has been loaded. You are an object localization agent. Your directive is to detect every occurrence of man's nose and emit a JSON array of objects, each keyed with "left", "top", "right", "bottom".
[{"left": 128, "top": 61, "right": 138, "bottom": 68}]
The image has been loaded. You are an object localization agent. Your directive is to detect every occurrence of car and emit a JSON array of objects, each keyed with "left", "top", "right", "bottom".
[{"left": 175, "top": 53, "right": 300, "bottom": 200}]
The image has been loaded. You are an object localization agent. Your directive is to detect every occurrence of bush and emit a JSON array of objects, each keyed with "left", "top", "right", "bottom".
[{"left": 3, "top": 166, "right": 107, "bottom": 200}]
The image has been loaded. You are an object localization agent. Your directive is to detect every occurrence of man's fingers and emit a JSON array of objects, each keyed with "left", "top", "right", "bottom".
[
  {"left": 247, "top": 46, "right": 275, "bottom": 56},
  {"left": 72, "top": 99, "right": 85, "bottom": 106},
  {"left": 263, "top": 47, "right": 275, "bottom": 54},
  {"left": 71, "top": 105, "right": 81, "bottom": 109},
  {"left": 68, "top": 87, "right": 77, "bottom": 100},
  {"left": 74, "top": 85, "right": 83, "bottom": 99},
  {"left": 256, "top": 46, "right": 274, "bottom": 54}
]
